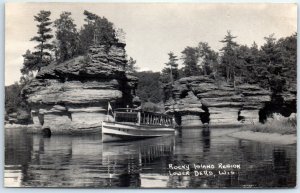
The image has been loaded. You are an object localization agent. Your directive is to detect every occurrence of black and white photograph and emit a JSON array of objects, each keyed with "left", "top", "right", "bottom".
[{"left": 4, "top": 2, "right": 297, "bottom": 188}]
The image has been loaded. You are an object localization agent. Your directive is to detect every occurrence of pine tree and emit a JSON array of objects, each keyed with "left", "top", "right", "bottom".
[
  {"left": 161, "top": 52, "right": 179, "bottom": 84},
  {"left": 54, "top": 12, "right": 79, "bottom": 62},
  {"left": 30, "top": 10, "right": 54, "bottom": 71},
  {"left": 244, "top": 42, "right": 260, "bottom": 83},
  {"left": 182, "top": 47, "right": 200, "bottom": 77},
  {"left": 262, "top": 33, "right": 297, "bottom": 93},
  {"left": 166, "top": 52, "right": 179, "bottom": 83},
  {"left": 260, "top": 34, "right": 279, "bottom": 66},
  {"left": 78, "top": 10, "right": 118, "bottom": 53},
  {"left": 219, "top": 31, "right": 239, "bottom": 85},
  {"left": 259, "top": 34, "right": 281, "bottom": 92},
  {"left": 197, "top": 42, "right": 218, "bottom": 76},
  {"left": 276, "top": 33, "right": 297, "bottom": 90},
  {"left": 20, "top": 50, "right": 39, "bottom": 75}
]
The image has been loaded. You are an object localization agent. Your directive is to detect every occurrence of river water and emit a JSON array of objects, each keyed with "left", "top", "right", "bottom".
[{"left": 4, "top": 127, "right": 296, "bottom": 188}]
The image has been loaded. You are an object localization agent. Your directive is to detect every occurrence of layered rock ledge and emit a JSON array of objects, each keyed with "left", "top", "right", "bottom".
[
  {"left": 22, "top": 43, "right": 138, "bottom": 134},
  {"left": 164, "top": 76, "right": 296, "bottom": 127}
]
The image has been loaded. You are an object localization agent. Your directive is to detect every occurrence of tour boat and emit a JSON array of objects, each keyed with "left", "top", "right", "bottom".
[{"left": 101, "top": 106, "right": 175, "bottom": 143}]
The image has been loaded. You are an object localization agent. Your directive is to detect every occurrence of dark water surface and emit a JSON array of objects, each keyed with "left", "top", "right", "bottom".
[{"left": 5, "top": 127, "right": 296, "bottom": 188}]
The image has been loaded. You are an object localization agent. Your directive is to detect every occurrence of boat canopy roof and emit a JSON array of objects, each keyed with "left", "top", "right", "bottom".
[
  {"left": 115, "top": 108, "right": 139, "bottom": 112},
  {"left": 114, "top": 108, "right": 172, "bottom": 118}
]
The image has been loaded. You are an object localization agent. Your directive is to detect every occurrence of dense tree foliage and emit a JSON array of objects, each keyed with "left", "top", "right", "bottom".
[
  {"left": 21, "top": 10, "right": 54, "bottom": 74},
  {"left": 20, "top": 50, "right": 39, "bottom": 75},
  {"left": 160, "top": 52, "right": 179, "bottom": 84},
  {"left": 197, "top": 42, "right": 218, "bottom": 76},
  {"left": 182, "top": 46, "right": 200, "bottom": 76},
  {"left": 20, "top": 10, "right": 123, "bottom": 77},
  {"left": 219, "top": 31, "right": 239, "bottom": 85},
  {"left": 5, "top": 82, "right": 32, "bottom": 123},
  {"left": 78, "top": 10, "right": 118, "bottom": 54},
  {"left": 161, "top": 32, "right": 296, "bottom": 95},
  {"left": 135, "top": 71, "right": 163, "bottom": 103},
  {"left": 5, "top": 83, "right": 23, "bottom": 114},
  {"left": 54, "top": 12, "right": 79, "bottom": 62}
]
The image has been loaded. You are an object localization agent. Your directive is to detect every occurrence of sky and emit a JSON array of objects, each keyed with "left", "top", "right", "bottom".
[{"left": 5, "top": 3, "right": 297, "bottom": 86}]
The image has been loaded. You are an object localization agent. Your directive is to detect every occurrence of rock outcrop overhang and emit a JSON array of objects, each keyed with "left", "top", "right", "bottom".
[
  {"left": 22, "top": 43, "right": 138, "bottom": 134},
  {"left": 164, "top": 76, "right": 296, "bottom": 127}
]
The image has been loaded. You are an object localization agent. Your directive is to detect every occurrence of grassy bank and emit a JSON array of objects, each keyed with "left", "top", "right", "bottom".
[
  {"left": 243, "top": 113, "right": 296, "bottom": 135},
  {"left": 229, "top": 130, "right": 296, "bottom": 145},
  {"left": 228, "top": 113, "right": 297, "bottom": 145}
]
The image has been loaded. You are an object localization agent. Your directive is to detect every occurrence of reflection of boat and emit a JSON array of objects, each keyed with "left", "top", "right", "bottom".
[
  {"left": 102, "top": 136, "right": 175, "bottom": 159},
  {"left": 102, "top": 107, "right": 175, "bottom": 142},
  {"left": 102, "top": 136, "right": 175, "bottom": 179}
]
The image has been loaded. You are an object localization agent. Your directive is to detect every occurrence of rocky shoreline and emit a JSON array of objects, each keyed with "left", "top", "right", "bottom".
[
  {"left": 6, "top": 123, "right": 296, "bottom": 146},
  {"left": 17, "top": 44, "right": 296, "bottom": 134}
]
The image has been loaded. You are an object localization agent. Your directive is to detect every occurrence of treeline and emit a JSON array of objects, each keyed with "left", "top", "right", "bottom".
[
  {"left": 5, "top": 83, "right": 24, "bottom": 114},
  {"left": 134, "top": 32, "right": 296, "bottom": 111},
  {"left": 160, "top": 31, "right": 297, "bottom": 94},
  {"left": 6, "top": 10, "right": 297, "bottom": 116},
  {"left": 20, "top": 10, "right": 125, "bottom": 83},
  {"left": 5, "top": 83, "right": 31, "bottom": 123},
  {"left": 133, "top": 71, "right": 164, "bottom": 112}
]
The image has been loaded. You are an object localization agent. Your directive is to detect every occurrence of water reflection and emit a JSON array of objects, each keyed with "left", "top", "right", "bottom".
[
  {"left": 201, "top": 129, "right": 210, "bottom": 152},
  {"left": 101, "top": 137, "right": 175, "bottom": 187},
  {"left": 5, "top": 129, "right": 32, "bottom": 187},
  {"left": 4, "top": 127, "right": 296, "bottom": 188},
  {"left": 273, "top": 148, "right": 293, "bottom": 187}
]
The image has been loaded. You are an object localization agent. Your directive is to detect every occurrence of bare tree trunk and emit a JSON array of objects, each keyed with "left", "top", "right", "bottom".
[
  {"left": 38, "top": 39, "right": 44, "bottom": 72},
  {"left": 226, "top": 67, "right": 229, "bottom": 82},
  {"left": 203, "top": 65, "right": 207, "bottom": 76},
  {"left": 233, "top": 70, "right": 236, "bottom": 89},
  {"left": 170, "top": 66, "right": 174, "bottom": 85}
]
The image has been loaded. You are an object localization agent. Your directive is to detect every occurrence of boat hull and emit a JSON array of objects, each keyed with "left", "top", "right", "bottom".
[{"left": 102, "top": 121, "right": 175, "bottom": 143}]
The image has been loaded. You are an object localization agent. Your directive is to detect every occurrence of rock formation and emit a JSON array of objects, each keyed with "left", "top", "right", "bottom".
[
  {"left": 22, "top": 43, "right": 138, "bottom": 134},
  {"left": 164, "top": 76, "right": 296, "bottom": 127}
]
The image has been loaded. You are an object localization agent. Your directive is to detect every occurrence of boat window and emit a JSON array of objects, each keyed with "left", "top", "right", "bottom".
[
  {"left": 115, "top": 112, "right": 138, "bottom": 123},
  {"left": 140, "top": 112, "right": 173, "bottom": 126}
]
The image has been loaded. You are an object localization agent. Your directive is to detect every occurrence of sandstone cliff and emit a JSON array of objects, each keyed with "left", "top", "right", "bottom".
[
  {"left": 22, "top": 43, "right": 138, "bottom": 134},
  {"left": 164, "top": 76, "right": 296, "bottom": 127}
]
